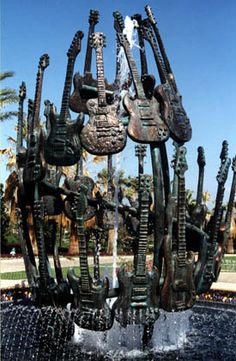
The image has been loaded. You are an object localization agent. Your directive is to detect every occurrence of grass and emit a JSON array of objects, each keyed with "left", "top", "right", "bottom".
[{"left": 1, "top": 256, "right": 236, "bottom": 280}]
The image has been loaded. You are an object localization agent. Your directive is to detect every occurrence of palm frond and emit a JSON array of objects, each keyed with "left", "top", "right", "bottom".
[
  {"left": 0, "top": 111, "right": 18, "bottom": 121},
  {"left": 0, "top": 71, "right": 15, "bottom": 81}
]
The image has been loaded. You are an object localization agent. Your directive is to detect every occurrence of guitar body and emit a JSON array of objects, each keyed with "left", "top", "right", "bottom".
[
  {"left": 23, "top": 129, "right": 46, "bottom": 185},
  {"left": 69, "top": 72, "right": 115, "bottom": 114},
  {"left": 113, "top": 266, "right": 160, "bottom": 327},
  {"left": 124, "top": 94, "right": 169, "bottom": 143},
  {"left": 68, "top": 269, "right": 114, "bottom": 331},
  {"left": 155, "top": 84, "right": 192, "bottom": 143},
  {"left": 161, "top": 252, "right": 196, "bottom": 311},
  {"left": 44, "top": 106, "right": 83, "bottom": 166},
  {"left": 80, "top": 99, "right": 127, "bottom": 155}
]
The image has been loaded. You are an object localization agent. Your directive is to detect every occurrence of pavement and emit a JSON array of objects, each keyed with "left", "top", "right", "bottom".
[{"left": 1, "top": 255, "right": 236, "bottom": 291}]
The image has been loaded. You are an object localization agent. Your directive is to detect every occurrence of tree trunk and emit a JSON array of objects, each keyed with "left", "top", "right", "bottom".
[
  {"left": 67, "top": 221, "right": 79, "bottom": 256},
  {"left": 107, "top": 228, "right": 115, "bottom": 255}
]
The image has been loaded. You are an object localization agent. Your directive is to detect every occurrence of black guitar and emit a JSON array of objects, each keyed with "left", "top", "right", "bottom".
[
  {"left": 113, "top": 175, "right": 160, "bottom": 327},
  {"left": 44, "top": 31, "right": 84, "bottom": 166},
  {"left": 67, "top": 185, "right": 114, "bottom": 331},
  {"left": 161, "top": 146, "right": 196, "bottom": 311},
  {"left": 190, "top": 146, "right": 208, "bottom": 228},
  {"left": 142, "top": 6, "right": 192, "bottom": 143},
  {"left": 69, "top": 10, "right": 114, "bottom": 114},
  {"left": 23, "top": 54, "right": 49, "bottom": 185},
  {"left": 80, "top": 32, "right": 127, "bottom": 155},
  {"left": 214, "top": 156, "right": 236, "bottom": 279},
  {"left": 116, "top": 31, "right": 169, "bottom": 144}
]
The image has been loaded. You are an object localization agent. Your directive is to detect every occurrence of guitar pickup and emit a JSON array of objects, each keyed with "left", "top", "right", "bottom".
[
  {"left": 131, "top": 301, "right": 147, "bottom": 308},
  {"left": 132, "top": 287, "right": 147, "bottom": 296}
]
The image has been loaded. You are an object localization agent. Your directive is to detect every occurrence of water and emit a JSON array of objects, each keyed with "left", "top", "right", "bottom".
[{"left": 1, "top": 300, "right": 236, "bottom": 361}]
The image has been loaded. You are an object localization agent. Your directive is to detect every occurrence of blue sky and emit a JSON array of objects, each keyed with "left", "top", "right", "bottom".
[{"left": 1, "top": 0, "right": 236, "bottom": 207}]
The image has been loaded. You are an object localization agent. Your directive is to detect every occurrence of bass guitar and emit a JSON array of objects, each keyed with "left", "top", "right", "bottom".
[
  {"left": 161, "top": 146, "right": 196, "bottom": 311},
  {"left": 69, "top": 10, "right": 114, "bottom": 114},
  {"left": 116, "top": 32, "right": 169, "bottom": 144},
  {"left": 44, "top": 31, "right": 84, "bottom": 166},
  {"left": 23, "top": 54, "right": 49, "bottom": 185},
  {"left": 113, "top": 175, "right": 160, "bottom": 327},
  {"left": 142, "top": 6, "right": 192, "bottom": 143},
  {"left": 80, "top": 32, "right": 127, "bottom": 155},
  {"left": 67, "top": 184, "right": 114, "bottom": 331}
]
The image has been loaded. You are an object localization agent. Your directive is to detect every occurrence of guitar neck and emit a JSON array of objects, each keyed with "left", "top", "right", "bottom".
[
  {"left": 95, "top": 46, "right": 107, "bottom": 107},
  {"left": 196, "top": 166, "right": 205, "bottom": 205},
  {"left": 84, "top": 15, "right": 98, "bottom": 74},
  {"left": 32, "top": 67, "right": 44, "bottom": 131},
  {"left": 133, "top": 14, "right": 148, "bottom": 76},
  {"left": 223, "top": 168, "right": 236, "bottom": 246},
  {"left": 177, "top": 177, "right": 187, "bottom": 265},
  {"left": 59, "top": 57, "right": 76, "bottom": 123},
  {"left": 17, "top": 98, "right": 24, "bottom": 153},
  {"left": 145, "top": 5, "right": 176, "bottom": 90},
  {"left": 118, "top": 34, "right": 146, "bottom": 99},
  {"left": 77, "top": 217, "right": 91, "bottom": 292}
]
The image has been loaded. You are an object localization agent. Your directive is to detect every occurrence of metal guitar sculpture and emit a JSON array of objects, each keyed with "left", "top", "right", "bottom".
[
  {"left": 142, "top": 5, "right": 192, "bottom": 143},
  {"left": 190, "top": 146, "right": 207, "bottom": 228},
  {"left": 113, "top": 175, "right": 160, "bottom": 327},
  {"left": 161, "top": 146, "right": 196, "bottom": 311},
  {"left": 44, "top": 31, "right": 84, "bottom": 166},
  {"left": 69, "top": 10, "right": 114, "bottom": 114},
  {"left": 67, "top": 185, "right": 114, "bottom": 331},
  {"left": 80, "top": 32, "right": 127, "bottom": 155},
  {"left": 194, "top": 141, "right": 231, "bottom": 292},
  {"left": 23, "top": 54, "right": 49, "bottom": 186},
  {"left": 116, "top": 31, "right": 169, "bottom": 144}
]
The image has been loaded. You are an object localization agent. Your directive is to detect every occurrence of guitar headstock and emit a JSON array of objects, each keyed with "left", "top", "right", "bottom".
[
  {"left": 139, "top": 19, "right": 152, "bottom": 42},
  {"left": 89, "top": 9, "right": 99, "bottom": 26},
  {"left": 197, "top": 146, "right": 206, "bottom": 168},
  {"left": 67, "top": 30, "right": 84, "bottom": 59},
  {"left": 71, "top": 184, "right": 88, "bottom": 220},
  {"left": 131, "top": 13, "right": 142, "bottom": 28},
  {"left": 232, "top": 156, "right": 236, "bottom": 173},
  {"left": 135, "top": 144, "right": 147, "bottom": 159},
  {"left": 145, "top": 5, "right": 156, "bottom": 25},
  {"left": 220, "top": 140, "right": 229, "bottom": 163},
  {"left": 175, "top": 146, "right": 188, "bottom": 178},
  {"left": 117, "top": 32, "right": 130, "bottom": 49},
  {"left": 90, "top": 32, "right": 106, "bottom": 49},
  {"left": 28, "top": 99, "right": 34, "bottom": 115},
  {"left": 39, "top": 54, "right": 50, "bottom": 71},
  {"left": 19, "top": 81, "right": 26, "bottom": 100},
  {"left": 216, "top": 157, "right": 231, "bottom": 184},
  {"left": 113, "top": 11, "right": 125, "bottom": 33}
]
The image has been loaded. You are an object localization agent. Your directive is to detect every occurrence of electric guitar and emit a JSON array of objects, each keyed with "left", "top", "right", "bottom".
[
  {"left": 67, "top": 185, "right": 114, "bottom": 331},
  {"left": 190, "top": 146, "right": 208, "bottom": 228},
  {"left": 16, "top": 82, "right": 27, "bottom": 168},
  {"left": 214, "top": 156, "right": 236, "bottom": 279},
  {"left": 44, "top": 31, "right": 84, "bottom": 166},
  {"left": 80, "top": 32, "right": 127, "bottom": 155},
  {"left": 69, "top": 10, "right": 114, "bottom": 114},
  {"left": 23, "top": 54, "right": 49, "bottom": 185},
  {"left": 116, "top": 32, "right": 169, "bottom": 144},
  {"left": 161, "top": 146, "right": 196, "bottom": 311},
  {"left": 142, "top": 6, "right": 192, "bottom": 143},
  {"left": 194, "top": 142, "right": 231, "bottom": 292},
  {"left": 113, "top": 175, "right": 160, "bottom": 327}
]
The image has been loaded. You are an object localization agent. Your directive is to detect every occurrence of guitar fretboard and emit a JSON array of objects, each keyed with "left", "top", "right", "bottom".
[
  {"left": 96, "top": 46, "right": 107, "bottom": 107},
  {"left": 177, "top": 178, "right": 186, "bottom": 266},
  {"left": 77, "top": 220, "right": 91, "bottom": 292},
  {"left": 59, "top": 60, "right": 76, "bottom": 123}
]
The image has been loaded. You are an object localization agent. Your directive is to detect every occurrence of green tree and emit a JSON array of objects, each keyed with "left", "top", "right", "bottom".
[
  {"left": 0, "top": 71, "right": 18, "bottom": 122},
  {"left": 0, "top": 183, "right": 10, "bottom": 251}
]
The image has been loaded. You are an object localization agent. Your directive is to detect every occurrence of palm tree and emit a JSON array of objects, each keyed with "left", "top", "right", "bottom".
[{"left": 0, "top": 71, "right": 18, "bottom": 122}]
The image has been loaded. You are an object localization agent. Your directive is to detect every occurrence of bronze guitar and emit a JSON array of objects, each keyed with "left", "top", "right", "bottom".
[
  {"left": 69, "top": 10, "right": 114, "bottom": 114},
  {"left": 80, "top": 32, "right": 127, "bottom": 155},
  {"left": 142, "top": 6, "right": 192, "bottom": 143},
  {"left": 16, "top": 82, "right": 27, "bottom": 168},
  {"left": 113, "top": 175, "right": 160, "bottom": 327},
  {"left": 23, "top": 54, "right": 49, "bottom": 185},
  {"left": 44, "top": 31, "right": 84, "bottom": 166},
  {"left": 67, "top": 185, "right": 114, "bottom": 331},
  {"left": 161, "top": 146, "right": 196, "bottom": 311},
  {"left": 116, "top": 32, "right": 169, "bottom": 144}
]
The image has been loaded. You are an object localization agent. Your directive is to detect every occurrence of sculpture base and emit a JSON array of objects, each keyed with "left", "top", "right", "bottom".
[{"left": 1, "top": 299, "right": 236, "bottom": 360}]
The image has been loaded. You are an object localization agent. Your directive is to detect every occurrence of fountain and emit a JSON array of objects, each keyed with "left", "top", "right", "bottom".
[{"left": 1, "top": 4, "right": 236, "bottom": 361}]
